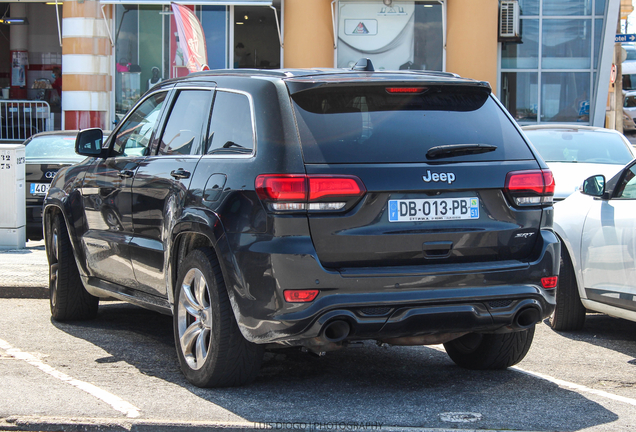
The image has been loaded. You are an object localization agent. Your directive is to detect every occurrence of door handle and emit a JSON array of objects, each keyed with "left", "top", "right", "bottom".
[
  {"left": 170, "top": 168, "right": 191, "bottom": 179},
  {"left": 118, "top": 169, "right": 135, "bottom": 178}
]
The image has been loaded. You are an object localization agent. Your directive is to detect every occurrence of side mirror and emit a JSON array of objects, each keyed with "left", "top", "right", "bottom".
[
  {"left": 76, "top": 128, "right": 105, "bottom": 157},
  {"left": 581, "top": 174, "right": 606, "bottom": 198}
]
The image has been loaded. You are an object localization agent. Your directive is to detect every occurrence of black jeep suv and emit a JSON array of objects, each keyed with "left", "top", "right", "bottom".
[{"left": 44, "top": 60, "right": 559, "bottom": 387}]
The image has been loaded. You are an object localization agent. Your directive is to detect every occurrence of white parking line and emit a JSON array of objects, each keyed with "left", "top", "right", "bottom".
[
  {"left": 0, "top": 338, "right": 140, "bottom": 418},
  {"left": 427, "top": 344, "right": 636, "bottom": 407},
  {"left": 512, "top": 366, "right": 636, "bottom": 407}
]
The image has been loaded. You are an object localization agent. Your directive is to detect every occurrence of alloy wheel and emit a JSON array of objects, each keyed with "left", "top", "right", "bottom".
[
  {"left": 49, "top": 227, "right": 59, "bottom": 307},
  {"left": 177, "top": 268, "right": 213, "bottom": 370}
]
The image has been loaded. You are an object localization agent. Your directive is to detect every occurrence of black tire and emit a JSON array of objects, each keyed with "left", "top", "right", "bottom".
[
  {"left": 549, "top": 250, "right": 586, "bottom": 331},
  {"left": 49, "top": 215, "right": 99, "bottom": 321},
  {"left": 173, "top": 248, "right": 264, "bottom": 387},
  {"left": 443, "top": 326, "right": 535, "bottom": 370}
]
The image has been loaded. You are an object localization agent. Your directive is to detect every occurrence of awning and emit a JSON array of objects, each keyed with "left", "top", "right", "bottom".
[{"left": 99, "top": 0, "right": 271, "bottom": 5}]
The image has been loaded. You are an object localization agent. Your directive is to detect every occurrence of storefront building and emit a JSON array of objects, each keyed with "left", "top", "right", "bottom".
[{"left": 0, "top": 0, "right": 625, "bottom": 133}]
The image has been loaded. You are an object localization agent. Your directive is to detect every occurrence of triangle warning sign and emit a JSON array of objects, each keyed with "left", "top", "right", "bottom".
[{"left": 353, "top": 22, "right": 369, "bottom": 34}]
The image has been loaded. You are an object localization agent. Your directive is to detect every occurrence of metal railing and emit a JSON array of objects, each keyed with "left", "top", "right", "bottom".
[{"left": 0, "top": 100, "right": 52, "bottom": 141}]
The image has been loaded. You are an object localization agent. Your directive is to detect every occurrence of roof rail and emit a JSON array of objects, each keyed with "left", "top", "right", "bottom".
[{"left": 189, "top": 68, "right": 292, "bottom": 78}]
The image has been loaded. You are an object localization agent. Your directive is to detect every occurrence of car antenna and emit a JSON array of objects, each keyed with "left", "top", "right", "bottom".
[{"left": 351, "top": 58, "right": 375, "bottom": 72}]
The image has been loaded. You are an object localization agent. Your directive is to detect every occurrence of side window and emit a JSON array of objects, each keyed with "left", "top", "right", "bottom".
[
  {"left": 615, "top": 166, "right": 636, "bottom": 199},
  {"left": 158, "top": 89, "right": 213, "bottom": 156},
  {"left": 206, "top": 91, "right": 254, "bottom": 154},
  {"left": 113, "top": 92, "right": 166, "bottom": 157}
]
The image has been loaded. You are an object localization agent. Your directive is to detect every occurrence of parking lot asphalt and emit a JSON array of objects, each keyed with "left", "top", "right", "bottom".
[{"left": 0, "top": 240, "right": 48, "bottom": 299}]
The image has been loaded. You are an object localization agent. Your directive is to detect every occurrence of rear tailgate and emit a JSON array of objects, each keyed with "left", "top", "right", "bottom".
[{"left": 290, "top": 80, "right": 549, "bottom": 269}]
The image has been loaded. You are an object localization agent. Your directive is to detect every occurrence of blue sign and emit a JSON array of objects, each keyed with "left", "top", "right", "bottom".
[{"left": 616, "top": 34, "right": 636, "bottom": 43}]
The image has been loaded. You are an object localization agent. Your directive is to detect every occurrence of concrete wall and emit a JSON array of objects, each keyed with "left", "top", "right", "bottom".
[
  {"left": 284, "top": 0, "right": 334, "bottom": 68},
  {"left": 446, "top": 0, "right": 499, "bottom": 93}
]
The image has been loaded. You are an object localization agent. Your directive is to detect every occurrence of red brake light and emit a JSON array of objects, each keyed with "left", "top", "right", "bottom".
[
  {"left": 284, "top": 289, "right": 319, "bottom": 302},
  {"left": 255, "top": 175, "right": 307, "bottom": 201},
  {"left": 506, "top": 171, "right": 544, "bottom": 194},
  {"left": 255, "top": 174, "right": 366, "bottom": 212},
  {"left": 505, "top": 169, "right": 555, "bottom": 206},
  {"left": 386, "top": 87, "right": 427, "bottom": 94},
  {"left": 308, "top": 176, "right": 365, "bottom": 201},
  {"left": 541, "top": 276, "right": 558, "bottom": 289}
]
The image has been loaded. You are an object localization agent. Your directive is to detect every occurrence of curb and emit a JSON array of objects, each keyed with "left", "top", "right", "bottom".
[
  {"left": 0, "top": 286, "right": 48, "bottom": 299},
  {"left": 0, "top": 416, "right": 531, "bottom": 432}
]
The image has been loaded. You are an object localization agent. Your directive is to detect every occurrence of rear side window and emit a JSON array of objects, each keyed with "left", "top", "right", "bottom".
[
  {"left": 291, "top": 86, "right": 533, "bottom": 164},
  {"left": 206, "top": 90, "right": 254, "bottom": 155},
  {"left": 159, "top": 89, "right": 213, "bottom": 156}
]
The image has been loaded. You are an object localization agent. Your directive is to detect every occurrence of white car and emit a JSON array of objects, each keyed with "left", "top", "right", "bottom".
[
  {"left": 624, "top": 90, "right": 636, "bottom": 131},
  {"left": 551, "top": 162, "right": 636, "bottom": 330},
  {"left": 522, "top": 125, "right": 636, "bottom": 201}
]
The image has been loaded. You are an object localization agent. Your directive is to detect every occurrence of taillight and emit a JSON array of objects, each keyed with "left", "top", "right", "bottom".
[
  {"left": 541, "top": 276, "right": 558, "bottom": 289},
  {"left": 284, "top": 289, "right": 319, "bottom": 302},
  {"left": 255, "top": 174, "right": 366, "bottom": 212},
  {"left": 505, "top": 169, "right": 555, "bottom": 206},
  {"left": 255, "top": 175, "right": 306, "bottom": 201}
]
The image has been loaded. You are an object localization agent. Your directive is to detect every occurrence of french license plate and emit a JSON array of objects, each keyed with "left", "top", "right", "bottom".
[
  {"left": 388, "top": 197, "right": 479, "bottom": 222},
  {"left": 30, "top": 183, "right": 50, "bottom": 196}
]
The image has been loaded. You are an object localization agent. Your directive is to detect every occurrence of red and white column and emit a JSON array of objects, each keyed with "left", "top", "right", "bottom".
[{"left": 62, "top": 0, "right": 111, "bottom": 129}]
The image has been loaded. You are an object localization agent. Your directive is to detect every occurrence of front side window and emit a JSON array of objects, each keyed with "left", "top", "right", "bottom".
[
  {"left": 206, "top": 91, "right": 254, "bottom": 155},
  {"left": 158, "top": 89, "right": 213, "bottom": 156},
  {"left": 113, "top": 92, "right": 167, "bottom": 157},
  {"left": 615, "top": 165, "right": 636, "bottom": 199}
]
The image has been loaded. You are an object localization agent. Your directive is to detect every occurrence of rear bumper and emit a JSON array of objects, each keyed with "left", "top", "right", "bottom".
[
  {"left": 225, "top": 229, "right": 560, "bottom": 344},
  {"left": 26, "top": 202, "right": 44, "bottom": 240},
  {"left": 268, "top": 287, "right": 553, "bottom": 346}
]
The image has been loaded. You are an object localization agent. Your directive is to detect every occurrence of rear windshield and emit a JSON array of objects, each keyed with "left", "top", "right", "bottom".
[
  {"left": 291, "top": 85, "right": 533, "bottom": 164},
  {"left": 24, "top": 135, "right": 83, "bottom": 161},
  {"left": 524, "top": 129, "right": 634, "bottom": 165}
]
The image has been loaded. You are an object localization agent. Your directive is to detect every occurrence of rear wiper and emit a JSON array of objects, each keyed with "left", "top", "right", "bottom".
[{"left": 427, "top": 143, "right": 497, "bottom": 159}]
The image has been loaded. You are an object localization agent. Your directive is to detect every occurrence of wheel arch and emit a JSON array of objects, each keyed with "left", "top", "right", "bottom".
[
  {"left": 42, "top": 202, "right": 90, "bottom": 277},
  {"left": 554, "top": 232, "right": 587, "bottom": 301},
  {"left": 170, "top": 218, "right": 253, "bottom": 340}
]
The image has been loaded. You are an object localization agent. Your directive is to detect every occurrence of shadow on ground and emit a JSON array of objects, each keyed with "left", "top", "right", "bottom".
[
  {"left": 545, "top": 312, "right": 636, "bottom": 363},
  {"left": 52, "top": 302, "right": 619, "bottom": 431}
]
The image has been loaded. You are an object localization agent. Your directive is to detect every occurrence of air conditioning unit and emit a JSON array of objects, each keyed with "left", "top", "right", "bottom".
[{"left": 499, "top": 0, "right": 521, "bottom": 42}]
